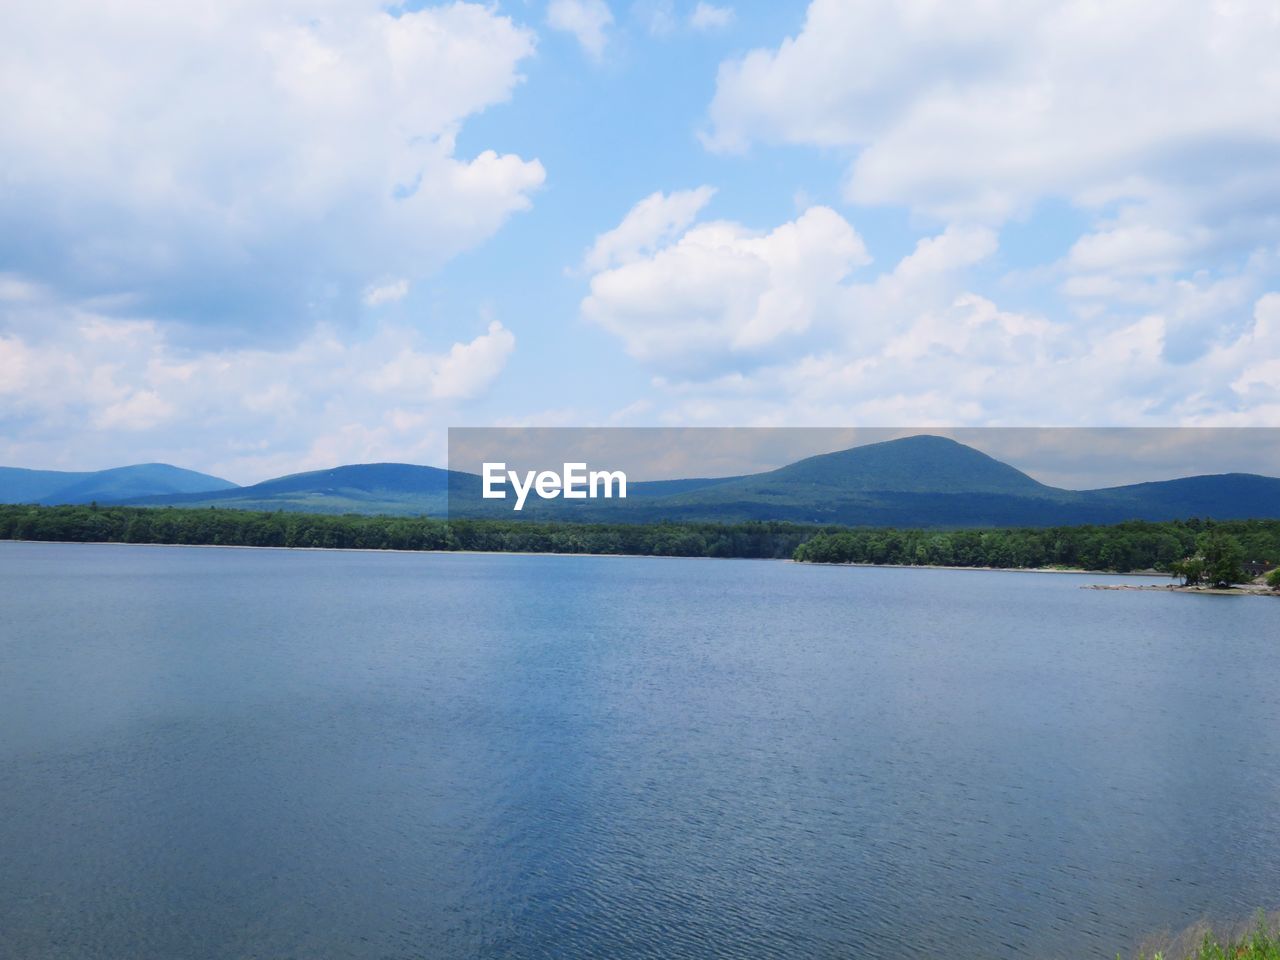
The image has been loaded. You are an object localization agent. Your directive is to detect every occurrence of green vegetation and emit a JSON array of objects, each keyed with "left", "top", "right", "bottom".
[
  {"left": 0, "top": 503, "right": 811, "bottom": 559},
  {"left": 1168, "top": 528, "right": 1247, "bottom": 587},
  {"left": 1200, "top": 528, "right": 1246, "bottom": 586},
  {"left": 1168, "top": 555, "right": 1207, "bottom": 586},
  {"left": 792, "top": 519, "right": 1278, "bottom": 576},
  {"left": 3, "top": 504, "right": 1280, "bottom": 575},
  {"left": 1269, "top": 567, "right": 1280, "bottom": 590},
  {"left": 1129, "top": 912, "right": 1280, "bottom": 960}
]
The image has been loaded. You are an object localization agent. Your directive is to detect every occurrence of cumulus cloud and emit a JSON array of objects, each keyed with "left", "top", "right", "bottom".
[
  {"left": 579, "top": 187, "right": 1280, "bottom": 429},
  {"left": 642, "top": 305, "right": 1150, "bottom": 429},
  {"left": 704, "top": 0, "right": 1280, "bottom": 243},
  {"left": 547, "top": 0, "right": 613, "bottom": 61},
  {"left": 372, "top": 321, "right": 515, "bottom": 400},
  {"left": 0, "top": 285, "right": 516, "bottom": 479},
  {"left": 580, "top": 187, "right": 716, "bottom": 273},
  {"left": 1067, "top": 225, "right": 1198, "bottom": 279},
  {"left": 1226, "top": 294, "right": 1280, "bottom": 411},
  {"left": 689, "top": 3, "right": 734, "bottom": 31},
  {"left": 689, "top": 0, "right": 1280, "bottom": 419},
  {"left": 582, "top": 204, "right": 870, "bottom": 371},
  {"left": 638, "top": 267, "right": 1280, "bottom": 430},
  {"left": 580, "top": 198, "right": 1006, "bottom": 376},
  {"left": 0, "top": 0, "right": 543, "bottom": 340}
]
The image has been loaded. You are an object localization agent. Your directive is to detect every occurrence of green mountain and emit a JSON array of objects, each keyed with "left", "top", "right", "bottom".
[
  {"left": 448, "top": 435, "right": 1280, "bottom": 526},
  {"left": 124, "top": 464, "right": 739, "bottom": 516},
  {"left": 639, "top": 434, "right": 1068, "bottom": 522},
  {"left": 36, "top": 434, "right": 1280, "bottom": 527},
  {"left": 619, "top": 437, "right": 1280, "bottom": 526},
  {"left": 1086, "top": 473, "right": 1280, "bottom": 517},
  {"left": 126, "top": 463, "right": 454, "bottom": 515},
  {"left": 733, "top": 434, "right": 1056, "bottom": 494},
  {"left": 0, "top": 463, "right": 237, "bottom": 505}
]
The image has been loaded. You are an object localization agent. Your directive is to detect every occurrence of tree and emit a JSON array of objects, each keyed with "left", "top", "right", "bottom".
[
  {"left": 1170, "top": 555, "right": 1205, "bottom": 586},
  {"left": 1267, "top": 567, "right": 1280, "bottom": 591},
  {"left": 1197, "top": 529, "right": 1245, "bottom": 587}
]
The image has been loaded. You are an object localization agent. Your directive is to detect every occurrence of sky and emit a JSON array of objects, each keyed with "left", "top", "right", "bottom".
[{"left": 2, "top": 0, "right": 1279, "bottom": 484}]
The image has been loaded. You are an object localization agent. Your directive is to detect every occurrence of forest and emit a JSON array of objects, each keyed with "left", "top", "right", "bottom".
[
  {"left": 0, "top": 504, "right": 809, "bottom": 559},
  {"left": 2, "top": 503, "right": 1280, "bottom": 576},
  {"left": 790, "top": 518, "right": 1280, "bottom": 573}
]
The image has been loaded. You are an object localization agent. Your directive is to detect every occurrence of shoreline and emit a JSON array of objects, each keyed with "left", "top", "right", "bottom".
[
  {"left": 1086, "top": 582, "right": 1279, "bottom": 597},
  {"left": 0, "top": 538, "right": 757, "bottom": 562},
  {"left": 797, "top": 559, "right": 1170, "bottom": 577},
  {"left": 0, "top": 537, "right": 1177, "bottom": 576}
]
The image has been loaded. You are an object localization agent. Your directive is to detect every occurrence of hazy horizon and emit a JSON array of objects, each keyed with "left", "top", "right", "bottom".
[{"left": 10, "top": 428, "right": 1280, "bottom": 492}]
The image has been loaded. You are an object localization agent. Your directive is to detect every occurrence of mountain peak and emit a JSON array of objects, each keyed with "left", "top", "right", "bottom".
[{"left": 764, "top": 434, "right": 1051, "bottom": 495}]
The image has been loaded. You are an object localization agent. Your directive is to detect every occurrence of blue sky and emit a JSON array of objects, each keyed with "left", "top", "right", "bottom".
[{"left": 1, "top": 0, "right": 1279, "bottom": 483}]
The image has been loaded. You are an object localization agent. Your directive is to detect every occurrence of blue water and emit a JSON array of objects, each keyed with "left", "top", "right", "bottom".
[{"left": 1, "top": 541, "right": 1278, "bottom": 959}]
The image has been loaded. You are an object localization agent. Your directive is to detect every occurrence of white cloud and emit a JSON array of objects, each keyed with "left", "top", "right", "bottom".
[
  {"left": 638, "top": 0, "right": 677, "bottom": 37},
  {"left": 640, "top": 270, "right": 1280, "bottom": 430},
  {"left": 881, "top": 293, "right": 1056, "bottom": 366},
  {"left": 643, "top": 307, "right": 1156, "bottom": 429},
  {"left": 363, "top": 279, "right": 410, "bottom": 307},
  {"left": 0, "top": 1, "right": 543, "bottom": 339},
  {"left": 887, "top": 224, "right": 997, "bottom": 281},
  {"left": 0, "top": 334, "right": 37, "bottom": 397},
  {"left": 583, "top": 207, "right": 997, "bottom": 374},
  {"left": 693, "top": 0, "right": 1280, "bottom": 421},
  {"left": 689, "top": 3, "right": 734, "bottom": 31},
  {"left": 0, "top": 275, "right": 43, "bottom": 304},
  {"left": 1227, "top": 295, "right": 1280, "bottom": 411},
  {"left": 94, "top": 391, "right": 176, "bottom": 432},
  {"left": 580, "top": 187, "right": 716, "bottom": 272},
  {"left": 705, "top": 0, "right": 1280, "bottom": 233},
  {"left": 582, "top": 205, "right": 870, "bottom": 370},
  {"left": 0, "top": 283, "right": 516, "bottom": 480},
  {"left": 577, "top": 188, "right": 1280, "bottom": 429},
  {"left": 1067, "top": 224, "right": 1198, "bottom": 278},
  {"left": 547, "top": 0, "right": 613, "bottom": 61},
  {"left": 373, "top": 321, "right": 515, "bottom": 400}
]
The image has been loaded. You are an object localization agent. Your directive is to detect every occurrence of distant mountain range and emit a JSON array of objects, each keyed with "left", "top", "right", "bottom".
[
  {"left": 0, "top": 463, "right": 237, "bottom": 506},
  {"left": 614, "top": 436, "right": 1280, "bottom": 527},
  {"left": 5, "top": 435, "right": 1280, "bottom": 528}
]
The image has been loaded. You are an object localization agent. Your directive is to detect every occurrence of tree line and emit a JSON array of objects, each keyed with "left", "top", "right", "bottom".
[
  {"left": 792, "top": 519, "right": 1280, "bottom": 582},
  {"left": 1, "top": 504, "right": 1278, "bottom": 578},
  {"left": 0, "top": 504, "right": 811, "bottom": 559}
]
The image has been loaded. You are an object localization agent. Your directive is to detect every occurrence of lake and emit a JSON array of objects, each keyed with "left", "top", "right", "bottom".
[{"left": 2, "top": 541, "right": 1278, "bottom": 959}]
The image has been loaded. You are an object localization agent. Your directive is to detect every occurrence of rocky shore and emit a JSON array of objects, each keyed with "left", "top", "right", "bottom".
[{"left": 1086, "top": 579, "right": 1279, "bottom": 596}]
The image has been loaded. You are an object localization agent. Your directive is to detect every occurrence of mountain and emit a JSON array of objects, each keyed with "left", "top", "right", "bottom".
[
  {"left": 1087, "top": 473, "right": 1280, "bottom": 521},
  {"left": 450, "top": 435, "right": 1280, "bottom": 526},
  {"left": 731, "top": 434, "right": 1057, "bottom": 495},
  {"left": 640, "top": 437, "right": 1280, "bottom": 526},
  {"left": 126, "top": 463, "right": 454, "bottom": 515},
  {"left": 38, "top": 434, "right": 1280, "bottom": 527},
  {"left": 0, "top": 463, "right": 237, "bottom": 505},
  {"left": 634, "top": 435, "right": 1070, "bottom": 523},
  {"left": 122, "top": 464, "right": 739, "bottom": 516}
]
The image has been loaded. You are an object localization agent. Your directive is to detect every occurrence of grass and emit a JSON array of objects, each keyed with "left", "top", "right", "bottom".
[{"left": 1130, "top": 912, "right": 1280, "bottom": 960}]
